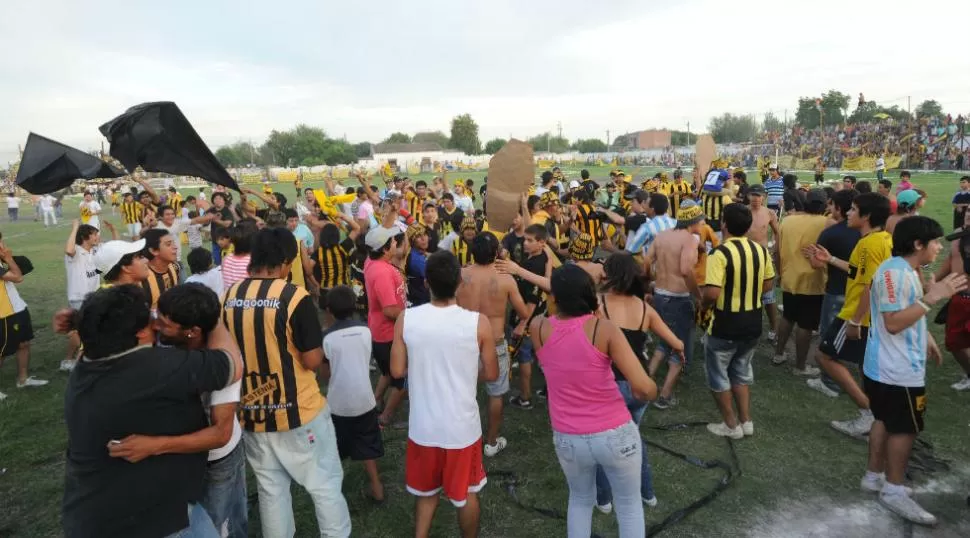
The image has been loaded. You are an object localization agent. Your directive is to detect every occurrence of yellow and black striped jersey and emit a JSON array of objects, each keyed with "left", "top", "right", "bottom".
[
  {"left": 406, "top": 192, "right": 433, "bottom": 224},
  {"left": 142, "top": 263, "right": 179, "bottom": 308},
  {"left": 222, "top": 278, "right": 325, "bottom": 433},
  {"left": 168, "top": 194, "right": 183, "bottom": 215},
  {"left": 121, "top": 202, "right": 143, "bottom": 224},
  {"left": 573, "top": 204, "right": 603, "bottom": 246},
  {"left": 702, "top": 192, "right": 733, "bottom": 229},
  {"left": 314, "top": 237, "right": 355, "bottom": 289},
  {"left": 452, "top": 237, "right": 474, "bottom": 266},
  {"left": 668, "top": 181, "right": 693, "bottom": 219},
  {"left": 705, "top": 237, "right": 776, "bottom": 340}
]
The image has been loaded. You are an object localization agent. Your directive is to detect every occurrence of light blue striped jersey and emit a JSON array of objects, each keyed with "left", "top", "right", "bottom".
[
  {"left": 625, "top": 214, "right": 676, "bottom": 256},
  {"left": 863, "top": 256, "right": 927, "bottom": 387},
  {"left": 764, "top": 178, "right": 785, "bottom": 207}
]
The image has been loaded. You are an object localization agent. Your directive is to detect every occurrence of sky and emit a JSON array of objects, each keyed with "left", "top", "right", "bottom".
[{"left": 3, "top": 0, "right": 970, "bottom": 164}]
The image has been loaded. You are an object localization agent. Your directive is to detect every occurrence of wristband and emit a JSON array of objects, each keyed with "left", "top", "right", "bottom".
[
  {"left": 917, "top": 299, "right": 931, "bottom": 312},
  {"left": 847, "top": 320, "right": 861, "bottom": 327}
]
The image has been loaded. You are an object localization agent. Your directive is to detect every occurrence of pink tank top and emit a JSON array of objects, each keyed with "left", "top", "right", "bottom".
[{"left": 536, "top": 314, "right": 632, "bottom": 435}]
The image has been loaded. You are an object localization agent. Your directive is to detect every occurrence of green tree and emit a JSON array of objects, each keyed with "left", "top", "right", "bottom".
[
  {"left": 669, "top": 130, "right": 691, "bottom": 146},
  {"left": 260, "top": 125, "right": 358, "bottom": 167},
  {"left": 483, "top": 138, "right": 507, "bottom": 154},
  {"left": 915, "top": 100, "right": 944, "bottom": 119},
  {"left": 353, "top": 141, "right": 372, "bottom": 158},
  {"left": 383, "top": 132, "right": 412, "bottom": 144},
  {"left": 708, "top": 113, "right": 758, "bottom": 143},
  {"left": 215, "top": 141, "right": 263, "bottom": 167},
  {"left": 527, "top": 132, "right": 570, "bottom": 153},
  {"left": 848, "top": 101, "right": 911, "bottom": 124},
  {"left": 449, "top": 114, "right": 481, "bottom": 154},
  {"left": 262, "top": 129, "right": 298, "bottom": 166},
  {"left": 795, "top": 90, "right": 851, "bottom": 128},
  {"left": 761, "top": 112, "right": 785, "bottom": 133},
  {"left": 572, "top": 138, "right": 607, "bottom": 153},
  {"left": 412, "top": 131, "right": 449, "bottom": 148}
]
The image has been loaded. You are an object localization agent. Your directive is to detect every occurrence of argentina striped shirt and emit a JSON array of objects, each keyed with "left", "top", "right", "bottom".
[{"left": 625, "top": 215, "right": 676, "bottom": 255}]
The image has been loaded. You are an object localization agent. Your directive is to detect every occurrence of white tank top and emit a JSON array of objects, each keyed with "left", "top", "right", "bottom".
[{"left": 402, "top": 303, "right": 482, "bottom": 448}]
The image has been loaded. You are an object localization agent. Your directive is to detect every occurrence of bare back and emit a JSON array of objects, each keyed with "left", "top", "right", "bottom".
[
  {"left": 649, "top": 229, "right": 697, "bottom": 294},
  {"left": 747, "top": 205, "right": 771, "bottom": 246},
  {"left": 574, "top": 260, "right": 605, "bottom": 286},
  {"left": 457, "top": 264, "right": 523, "bottom": 335}
]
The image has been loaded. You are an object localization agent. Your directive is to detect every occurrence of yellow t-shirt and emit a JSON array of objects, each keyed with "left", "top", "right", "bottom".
[
  {"left": 779, "top": 214, "right": 828, "bottom": 295},
  {"left": 837, "top": 230, "right": 893, "bottom": 327}
]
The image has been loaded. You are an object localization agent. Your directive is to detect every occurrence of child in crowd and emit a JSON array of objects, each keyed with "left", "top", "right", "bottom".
[
  {"left": 320, "top": 285, "right": 385, "bottom": 502},
  {"left": 214, "top": 229, "right": 233, "bottom": 263},
  {"left": 186, "top": 210, "right": 204, "bottom": 250},
  {"left": 184, "top": 248, "right": 223, "bottom": 296}
]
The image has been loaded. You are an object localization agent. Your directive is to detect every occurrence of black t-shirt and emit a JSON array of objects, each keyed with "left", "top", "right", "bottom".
[
  {"left": 438, "top": 207, "right": 464, "bottom": 236},
  {"left": 63, "top": 346, "right": 233, "bottom": 538},
  {"left": 817, "top": 221, "right": 861, "bottom": 295},
  {"left": 427, "top": 227, "right": 440, "bottom": 253},
  {"left": 207, "top": 206, "right": 235, "bottom": 236},
  {"left": 624, "top": 214, "right": 647, "bottom": 236},
  {"left": 518, "top": 252, "right": 549, "bottom": 307},
  {"left": 502, "top": 232, "right": 526, "bottom": 266}
]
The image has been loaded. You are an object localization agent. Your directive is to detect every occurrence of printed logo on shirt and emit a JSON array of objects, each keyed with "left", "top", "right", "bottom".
[
  {"left": 884, "top": 270, "right": 897, "bottom": 304},
  {"left": 224, "top": 297, "right": 281, "bottom": 310}
]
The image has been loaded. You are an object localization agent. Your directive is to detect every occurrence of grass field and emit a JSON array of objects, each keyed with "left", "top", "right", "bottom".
[{"left": 1, "top": 166, "right": 970, "bottom": 537}]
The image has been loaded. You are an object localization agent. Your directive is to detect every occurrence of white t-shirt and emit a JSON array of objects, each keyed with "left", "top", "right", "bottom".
[
  {"left": 402, "top": 303, "right": 482, "bottom": 448},
  {"left": 79, "top": 201, "right": 101, "bottom": 229},
  {"left": 65, "top": 245, "right": 100, "bottom": 302},
  {"left": 321, "top": 320, "right": 377, "bottom": 417},
  {"left": 39, "top": 195, "right": 54, "bottom": 211},
  {"left": 157, "top": 218, "right": 190, "bottom": 260},
  {"left": 2, "top": 281, "right": 27, "bottom": 314},
  {"left": 7, "top": 197, "right": 19, "bottom": 209},
  {"left": 203, "top": 380, "right": 243, "bottom": 461},
  {"left": 454, "top": 194, "right": 474, "bottom": 214},
  {"left": 186, "top": 223, "right": 203, "bottom": 249},
  {"left": 863, "top": 257, "right": 927, "bottom": 388},
  {"left": 198, "top": 192, "right": 207, "bottom": 201},
  {"left": 876, "top": 157, "right": 886, "bottom": 171},
  {"left": 185, "top": 267, "right": 224, "bottom": 297}
]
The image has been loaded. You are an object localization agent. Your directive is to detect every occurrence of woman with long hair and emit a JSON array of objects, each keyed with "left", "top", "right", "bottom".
[
  {"left": 593, "top": 252, "right": 683, "bottom": 512},
  {"left": 531, "top": 264, "right": 657, "bottom": 537}
]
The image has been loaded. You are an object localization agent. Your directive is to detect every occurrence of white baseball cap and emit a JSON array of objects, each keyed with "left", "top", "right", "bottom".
[
  {"left": 364, "top": 226, "right": 401, "bottom": 250},
  {"left": 768, "top": 163, "right": 778, "bottom": 169},
  {"left": 94, "top": 239, "right": 146, "bottom": 274},
  {"left": 568, "top": 180, "right": 581, "bottom": 190}
]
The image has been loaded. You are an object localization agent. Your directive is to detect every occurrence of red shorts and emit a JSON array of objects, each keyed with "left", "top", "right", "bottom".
[
  {"left": 945, "top": 294, "right": 970, "bottom": 352},
  {"left": 405, "top": 438, "right": 487, "bottom": 507}
]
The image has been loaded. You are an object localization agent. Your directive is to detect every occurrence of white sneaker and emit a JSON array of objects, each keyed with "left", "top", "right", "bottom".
[
  {"left": 741, "top": 421, "right": 754, "bottom": 436},
  {"left": 484, "top": 437, "right": 508, "bottom": 457},
  {"left": 860, "top": 474, "right": 912, "bottom": 495},
  {"left": 59, "top": 360, "right": 76, "bottom": 372},
  {"left": 706, "top": 422, "right": 744, "bottom": 439},
  {"left": 16, "top": 376, "right": 49, "bottom": 388},
  {"left": 951, "top": 377, "right": 970, "bottom": 391},
  {"left": 792, "top": 365, "right": 820, "bottom": 377},
  {"left": 831, "top": 411, "right": 873, "bottom": 438},
  {"left": 643, "top": 496, "right": 658, "bottom": 507},
  {"left": 807, "top": 378, "right": 839, "bottom": 398},
  {"left": 0, "top": 391, "right": 7, "bottom": 401},
  {"left": 771, "top": 353, "right": 787, "bottom": 366},
  {"left": 878, "top": 490, "right": 937, "bottom": 526},
  {"left": 595, "top": 502, "right": 613, "bottom": 514}
]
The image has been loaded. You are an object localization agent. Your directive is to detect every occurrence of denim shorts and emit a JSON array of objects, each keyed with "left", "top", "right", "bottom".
[
  {"left": 653, "top": 291, "right": 695, "bottom": 365},
  {"left": 819, "top": 294, "right": 845, "bottom": 337},
  {"left": 485, "top": 339, "right": 511, "bottom": 397},
  {"left": 761, "top": 288, "right": 776, "bottom": 305},
  {"left": 705, "top": 335, "right": 757, "bottom": 392}
]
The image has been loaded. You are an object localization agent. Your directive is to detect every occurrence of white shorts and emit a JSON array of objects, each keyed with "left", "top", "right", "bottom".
[{"left": 127, "top": 222, "right": 142, "bottom": 238}]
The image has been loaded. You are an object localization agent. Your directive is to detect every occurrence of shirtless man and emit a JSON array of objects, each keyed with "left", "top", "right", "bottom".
[
  {"left": 645, "top": 201, "right": 705, "bottom": 409},
  {"left": 935, "top": 209, "right": 970, "bottom": 391},
  {"left": 746, "top": 184, "right": 781, "bottom": 340},
  {"left": 456, "top": 232, "right": 530, "bottom": 456}
]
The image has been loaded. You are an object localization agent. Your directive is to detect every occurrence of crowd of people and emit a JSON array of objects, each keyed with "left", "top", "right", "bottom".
[{"left": 1, "top": 160, "right": 968, "bottom": 537}]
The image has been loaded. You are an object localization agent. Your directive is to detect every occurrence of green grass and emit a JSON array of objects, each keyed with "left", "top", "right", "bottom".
[{"left": 2, "top": 166, "right": 970, "bottom": 537}]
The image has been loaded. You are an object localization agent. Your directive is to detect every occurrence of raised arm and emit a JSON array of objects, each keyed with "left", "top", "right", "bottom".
[
  {"left": 65, "top": 219, "right": 80, "bottom": 257},
  {"left": 135, "top": 178, "right": 159, "bottom": 204}
]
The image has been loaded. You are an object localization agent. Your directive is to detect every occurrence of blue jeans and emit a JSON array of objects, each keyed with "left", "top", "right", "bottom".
[
  {"left": 819, "top": 293, "right": 845, "bottom": 392},
  {"left": 595, "top": 380, "right": 655, "bottom": 504},
  {"left": 211, "top": 240, "right": 222, "bottom": 265},
  {"left": 554, "top": 421, "right": 644, "bottom": 538},
  {"left": 705, "top": 335, "right": 757, "bottom": 392},
  {"left": 508, "top": 326, "right": 535, "bottom": 364},
  {"left": 201, "top": 442, "right": 248, "bottom": 538},
  {"left": 652, "top": 292, "right": 694, "bottom": 365},
  {"left": 164, "top": 503, "right": 220, "bottom": 538}
]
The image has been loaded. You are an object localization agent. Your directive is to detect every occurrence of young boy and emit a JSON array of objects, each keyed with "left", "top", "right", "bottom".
[
  {"left": 214, "top": 228, "right": 233, "bottom": 263},
  {"left": 186, "top": 210, "right": 204, "bottom": 250},
  {"left": 951, "top": 176, "right": 970, "bottom": 230},
  {"left": 860, "top": 216, "right": 966, "bottom": 525},
  {"left": 509, "top": 224, "right": 552, "bottom": 410},
  {"left": 320, "top": 285, "right": 385, "bottom": 502},
  {"left": 184, "top": 247, "right": 224, "bottom": 296}
]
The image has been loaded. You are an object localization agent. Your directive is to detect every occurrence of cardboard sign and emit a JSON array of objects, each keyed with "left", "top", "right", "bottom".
[
  {"left": 486, "top": 139, "right": 534, "bottom": 232},
  {"left": 693, "top": 134, "right": 716, "bottom": 193}
]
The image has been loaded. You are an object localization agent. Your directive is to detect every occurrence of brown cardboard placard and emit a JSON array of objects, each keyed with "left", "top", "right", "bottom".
[
  {"left": 694, "top": 134, "right": 716, "bottom": 193},
  {"left": 486, "top": 139, "right": 534, "bottom": 232}
]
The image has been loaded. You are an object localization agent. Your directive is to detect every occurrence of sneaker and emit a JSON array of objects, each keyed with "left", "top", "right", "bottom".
[
  {"left": 771, "top": 353, "right": 788, "bottom": 366},
  {"left": 0, "top": 391, "right": 6, "bottom": 401},
  {"left": 878, "top": 490, "right": 937, "bottom": 526},
  {"left": 807, "top": 377, "right": 839, "bottom": 398},
  {"left": 16, "top": 376, "right": 48, "bottom": 388},
  {"left": 59, "top": 360, "right": 76, "bottom": 372},
  {"left": 706, "top": 422, "right": 744, "bottom": 439},
  {"left": 535, "top": 387, "right": 548, "bottom": 400},
  {"left": 792, "top": 365, "right": 820, "bottom": 377},
  {"left": 831, "top": 411, "right": 873, "bottom": 438},
  {"left": 951, "top": 377, "right": 970, "bottom": 391},
  {"left": 484, "top": 437, "right": 508, "bottom": 457},
  {"left": 643, "top": 496, "right": 658, "bottom": 507},
  {"left": 653, "top": 396, "right": 677, "bottom": 410},
  {"left": 595, "top": 502, "right": 613, "bottom": 514},
  {"left": 860, "top": 474, "right": 912, "bottom": 495},
  {"left": 511, "top": 362, "right": 520, "bottom": 370},
  {"left": 741, "top": 421, "right": 754, "bottom": 436},
  {"left": 509, "top": 396, "right": 533, "bottom": 410}
]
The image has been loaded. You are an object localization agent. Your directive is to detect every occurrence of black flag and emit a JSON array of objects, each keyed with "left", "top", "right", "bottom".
[
  {"left": 99, "top": 101, "right": 240, "bottom": 191},
  {"left": 14, "top": 133, "right": 126, "bottom": 194}
]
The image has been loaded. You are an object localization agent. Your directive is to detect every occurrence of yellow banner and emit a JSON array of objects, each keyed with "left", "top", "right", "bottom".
[
  {"left": 276, "top": 170, "right": 298, "bottom": 182},
  {"left": 303, "top": 170, "right": 329, "bottom": 181},
  {"left": 537, "top": 159, "right": 556, "bottom": 169},
  {"left": 332, "top": 168, "right": 350, "bottom": 179},
  {"left": 240, "top": 172, "right": 263, "bottom": 184}
]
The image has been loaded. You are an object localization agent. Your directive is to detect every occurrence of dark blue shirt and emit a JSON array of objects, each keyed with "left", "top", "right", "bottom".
[{"left": 817, "top": 221, "right": 861, "bottom": 295}]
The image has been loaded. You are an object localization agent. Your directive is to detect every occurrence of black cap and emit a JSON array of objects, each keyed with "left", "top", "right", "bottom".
[
  {"left": 748, "top": 184, "right": 766, "bottom": 195},
  {"left": 624, "top": 188, "right": 649, "bottom": 203}
]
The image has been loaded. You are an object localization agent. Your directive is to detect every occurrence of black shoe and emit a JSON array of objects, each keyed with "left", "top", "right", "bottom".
[{"left": 510, "top": 396, "right": 533, "bottom": 409}]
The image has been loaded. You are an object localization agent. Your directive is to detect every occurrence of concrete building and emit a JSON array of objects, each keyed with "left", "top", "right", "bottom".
[{"left": 615, "top": 129, "right": 672, "bottom": 150}]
